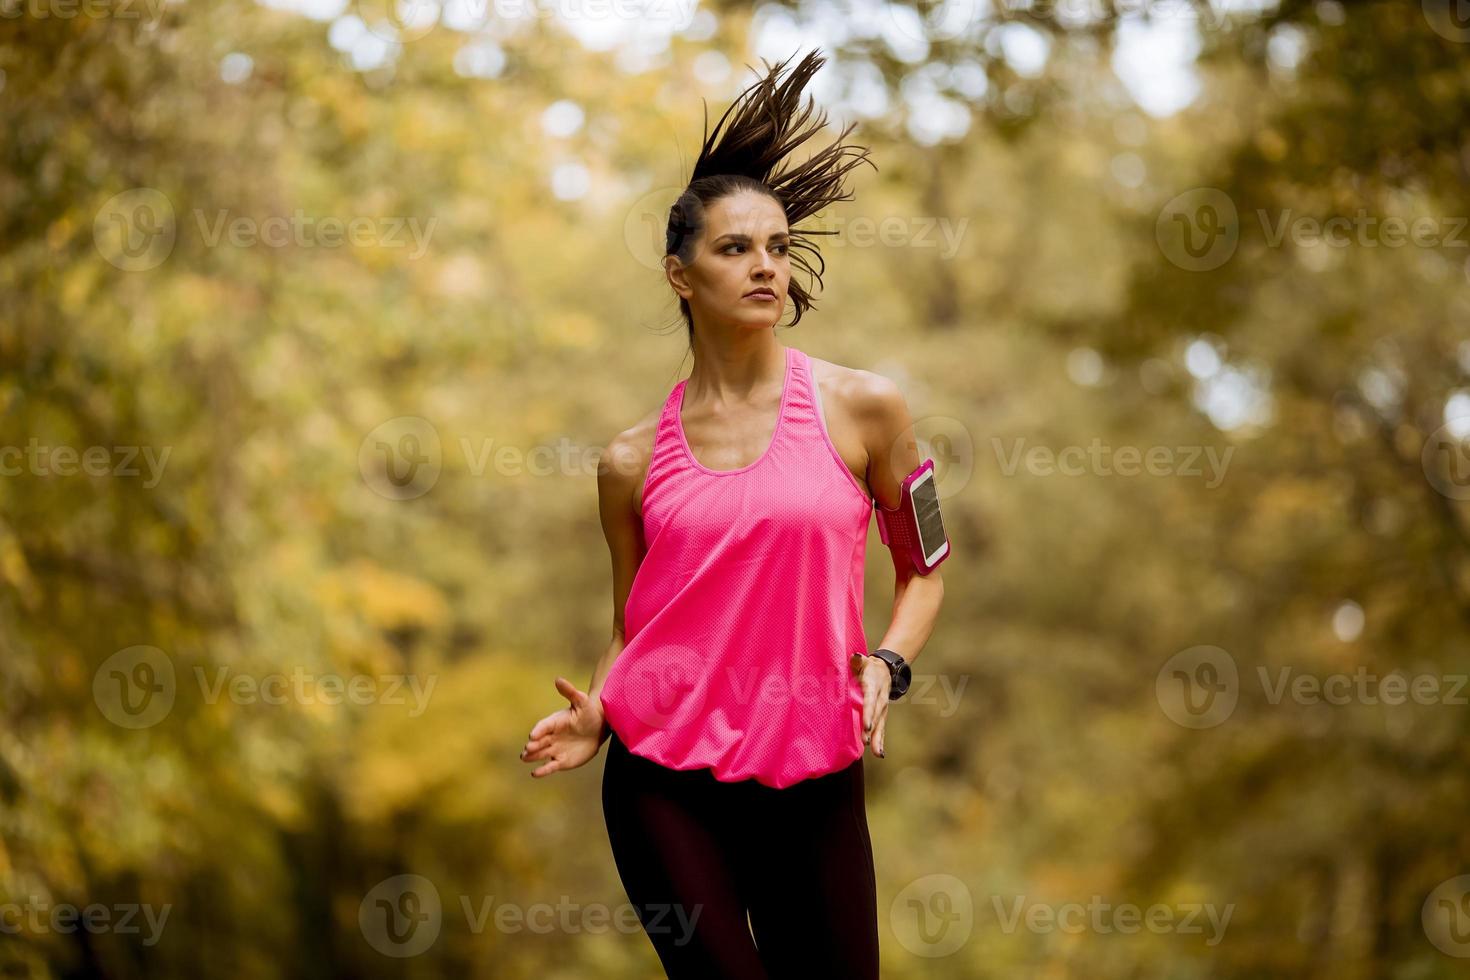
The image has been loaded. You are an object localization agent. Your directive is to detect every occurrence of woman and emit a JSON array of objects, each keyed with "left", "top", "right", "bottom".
[{"left": 519, "top": 49, "right": 946, "bottom": 979}]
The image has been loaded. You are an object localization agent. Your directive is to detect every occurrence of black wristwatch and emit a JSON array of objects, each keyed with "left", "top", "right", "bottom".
[{"left": 869, "top": 648, "right": 912, "bottom": 701}]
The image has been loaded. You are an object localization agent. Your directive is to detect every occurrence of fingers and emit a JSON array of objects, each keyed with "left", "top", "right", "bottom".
[
  {"left": 872, "top": 708, "right": 887, "bottom": 759},
  {"left": 851, "top": 654, "right": 876, "bottom": 738},
  {"left": 864, "top": 677, "right": 882, "bottom": 743},
  {"left": 520, "top": 735, "right": 552, "bottom": 761},
  {"left": 521, "top": 737, "right": 564, "bottom": 775},
  {"left": 553, "top": 676, "right": 586, "bottom": 707},
  {"left": 527, "top": 708, "right": 561, "bottom": 741}
]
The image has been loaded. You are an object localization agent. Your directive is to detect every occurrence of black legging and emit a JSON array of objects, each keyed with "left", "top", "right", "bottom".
[{"left": 600, "top": 731, "right": 880, "bottom": 979}]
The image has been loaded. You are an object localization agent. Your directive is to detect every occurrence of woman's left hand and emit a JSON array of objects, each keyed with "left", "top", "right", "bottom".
[{"left": 850, "top": 653, "right": 892, "bottom": 759}]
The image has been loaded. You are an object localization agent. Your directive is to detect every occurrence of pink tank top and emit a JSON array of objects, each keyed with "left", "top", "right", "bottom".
[{"left": 598, "top": 344, "right": 874, "bottom": 789}]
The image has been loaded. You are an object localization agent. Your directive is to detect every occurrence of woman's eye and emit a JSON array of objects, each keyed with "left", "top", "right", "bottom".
[{"left": 725, "top": 243, "right": 788, "bottom": 254}]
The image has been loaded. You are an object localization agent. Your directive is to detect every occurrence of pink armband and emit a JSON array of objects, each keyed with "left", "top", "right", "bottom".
[{"left": 874, "top": 458, "right": 950, "bottom": 574}]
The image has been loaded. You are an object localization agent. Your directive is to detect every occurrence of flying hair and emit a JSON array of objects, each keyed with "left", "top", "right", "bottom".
[{"left": 665, "top": 48, "right": 877, "bottom": 341}]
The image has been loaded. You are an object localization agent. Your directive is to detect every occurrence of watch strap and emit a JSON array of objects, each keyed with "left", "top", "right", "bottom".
[{"left": 871, "top": 647, "right": 909, "bottom": 700}]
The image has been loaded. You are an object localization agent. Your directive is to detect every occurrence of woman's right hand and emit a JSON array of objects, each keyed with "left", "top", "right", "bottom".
[{"left": 520, "top": 676, "right": 605, "bottom": 777}]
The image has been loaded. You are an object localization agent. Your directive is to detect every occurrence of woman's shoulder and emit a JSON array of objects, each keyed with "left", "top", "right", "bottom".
[
  {"left": 804, "top": 352, "right": 905, "bottom": 423},
  {"left": 601, "top": 399, "right": 667, "bottom": 518}
]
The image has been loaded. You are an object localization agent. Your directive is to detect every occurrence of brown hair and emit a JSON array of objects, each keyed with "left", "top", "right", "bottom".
[{"left": 664, "top": 49, "right": 877, "bottom": 347}]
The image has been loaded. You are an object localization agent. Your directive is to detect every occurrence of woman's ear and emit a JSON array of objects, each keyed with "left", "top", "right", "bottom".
[{"left": 663, "top": 254, "right": 692, "bottom": 300}]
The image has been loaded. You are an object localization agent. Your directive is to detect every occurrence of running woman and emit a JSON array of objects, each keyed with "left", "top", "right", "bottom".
[{"left": 520, "top": 48, "right": 947, "bottom": 980}]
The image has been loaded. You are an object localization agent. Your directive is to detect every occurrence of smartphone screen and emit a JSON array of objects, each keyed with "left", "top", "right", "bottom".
[{"left": 911, "top": 472, "right": 948, "bottom": 563}]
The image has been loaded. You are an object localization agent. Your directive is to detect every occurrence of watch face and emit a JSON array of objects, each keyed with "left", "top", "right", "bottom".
[{"left": 890, "top": 664, "right": 912, "bottom": 699}]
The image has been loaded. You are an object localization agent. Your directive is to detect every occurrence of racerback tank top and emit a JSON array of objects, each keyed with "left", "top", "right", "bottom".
[{"left": 598, "top": 344, "right": 874, "bottom": 789}]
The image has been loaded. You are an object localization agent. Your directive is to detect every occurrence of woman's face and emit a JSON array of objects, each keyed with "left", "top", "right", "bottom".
[{"left": 667, "top": 190, "right": 792, "bottom": 331}]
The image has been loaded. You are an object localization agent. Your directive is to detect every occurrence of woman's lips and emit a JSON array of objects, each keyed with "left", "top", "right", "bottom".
[{"left": 744, "top": 291, "right": 777, "bottom": 300}]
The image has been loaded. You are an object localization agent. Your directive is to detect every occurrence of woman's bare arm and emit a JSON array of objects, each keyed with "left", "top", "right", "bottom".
[
  {"left": 585, "top": 426, "right": 650, "bottom": 742},
  {"left": 847, "top": 371, "right": 946, "bottom": 758},
  {"left": 520, "top": 420, "right": 652, "bottom": 775},
  {"left": 862, "top": 372, "right": 946, "bottom": 664}
]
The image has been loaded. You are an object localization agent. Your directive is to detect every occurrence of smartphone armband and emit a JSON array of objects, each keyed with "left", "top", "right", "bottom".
[{"left": 874, "top": 458, "right": 950, "bottom": 574}]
